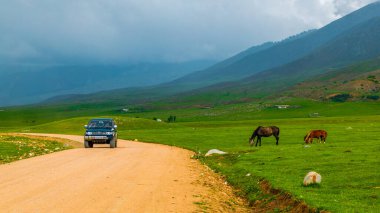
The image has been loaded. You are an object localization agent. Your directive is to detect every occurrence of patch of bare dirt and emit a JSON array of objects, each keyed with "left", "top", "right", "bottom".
[{"left": 191, "top": 164, "right": 251, "bottom": 212}]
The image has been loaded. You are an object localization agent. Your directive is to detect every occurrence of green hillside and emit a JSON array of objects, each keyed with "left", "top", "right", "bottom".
[{"left": 285, "top": 58, "right": 380, "bottom": 100}]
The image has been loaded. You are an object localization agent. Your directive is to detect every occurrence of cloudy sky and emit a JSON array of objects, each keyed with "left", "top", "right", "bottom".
[{"left": 0, "top": 0, "right": 378, "bottom": 65}]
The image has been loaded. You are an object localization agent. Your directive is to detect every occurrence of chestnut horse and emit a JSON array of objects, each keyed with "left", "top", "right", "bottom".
[
  {"left": 304, "top": 130, "right": 327, "bottom": 144},
  {"left": 249, "top": 126, "right": 280, "bottom": 147}
]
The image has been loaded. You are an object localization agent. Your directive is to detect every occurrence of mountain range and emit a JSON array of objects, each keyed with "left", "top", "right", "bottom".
[
  {"left": 0, "top": 60, "right": 214, "bottom": 106},
  {"left": 5, "top": 1, "right": 380, "bottom": 108},
  {"left": 174, "top": 14, "right": 380, "bottom": 104},
  {"left": 168, "top": 1, "right": 380, "bottom": 88}
]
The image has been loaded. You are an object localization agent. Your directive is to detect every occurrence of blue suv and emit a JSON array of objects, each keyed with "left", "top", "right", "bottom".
[{"left": 84, "top": 118, "right": 118, "bottom": 148}]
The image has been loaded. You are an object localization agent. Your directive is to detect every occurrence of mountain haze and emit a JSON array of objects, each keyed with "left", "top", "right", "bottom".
[
  {"left": 170, "top": 15, "right": 380, "bottom": 104},
  {"left": 0, "top": 61, "right": 213, "bottom": 106},
  {"left": 168, "top": 2, "right": 380, "bottom": 88},
  {"left": 40, "top": 1, "right": 380, "bottom": 107}
]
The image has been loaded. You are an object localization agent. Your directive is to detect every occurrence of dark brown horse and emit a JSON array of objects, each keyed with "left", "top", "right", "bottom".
[
  {"left": 249, "top": 126, "right": 280, "bottom": 146},
  {"left": 304, "top": 130, "right": 327, "bottom": 144}
]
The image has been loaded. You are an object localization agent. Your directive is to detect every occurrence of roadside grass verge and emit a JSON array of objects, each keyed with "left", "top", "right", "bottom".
[{"left": 0, "top": 134, "right": 81, "bottom": 164}]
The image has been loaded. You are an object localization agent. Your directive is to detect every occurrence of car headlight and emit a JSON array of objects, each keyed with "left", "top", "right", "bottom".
[
  {"left": 106, "top": 132, "right": 113, "bottom": 135},
  {"left": 86, "top": 132, "right": 93, "bottom": 135}
]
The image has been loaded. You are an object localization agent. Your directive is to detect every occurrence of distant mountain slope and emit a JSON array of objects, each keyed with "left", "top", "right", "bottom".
[
  {"left": 0, "top": 61, "right": 214, "bottom": 106},
  {"left": 167, "top": 16, "right": 380, "bottom": 105},
  {"left": 240, "top": 15, "right": 380, "bottom": 86},
  {"left": 284, "top": 58, "right": 380, "bottom": 100},
  {"left": 168, "top": 1, "right": 380, "bottom": 88},
  {"left": 41, "top": 2, "right": 380, "bottom": 107}
]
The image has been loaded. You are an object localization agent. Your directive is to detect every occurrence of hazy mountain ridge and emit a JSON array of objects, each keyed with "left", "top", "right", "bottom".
[
  {"left": 167, "top": 2, "right": 380, "bottom": 88},
  {"left": 0, "top": 60, "right": 214, "bottom": 106},
  {"left": 36, "top": 2, "right": 380, "bottom": 107},
  {"left": 169, "top": 16, "right": 380, "bottom": 105}
]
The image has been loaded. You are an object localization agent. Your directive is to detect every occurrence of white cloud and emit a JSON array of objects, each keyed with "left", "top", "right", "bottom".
[
  {"left": 333, "top": 0, "right": 377, "bottom": 16},
  {"left": 0, "top": 0, "right": 377, "bottom": 64}
]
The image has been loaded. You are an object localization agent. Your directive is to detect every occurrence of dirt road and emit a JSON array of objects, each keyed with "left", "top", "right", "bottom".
[{"left": 0, "top": 134, "right": 249, "bottom": 212}]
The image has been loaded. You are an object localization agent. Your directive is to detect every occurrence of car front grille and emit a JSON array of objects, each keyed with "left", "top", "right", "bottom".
[{"left": 93, "top": 132, "right": 105, "bottom": 135}]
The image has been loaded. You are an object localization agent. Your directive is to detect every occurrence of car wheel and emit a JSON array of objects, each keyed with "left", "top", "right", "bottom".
[
  {"left": 84, "top": 140, "right": 90, "bottom": 148},
  {"left": 110, "top": 138, "right": 116, "bottom": 148},
  {"left": 89, "top": 141, "right": 94, "bottom": 148}
]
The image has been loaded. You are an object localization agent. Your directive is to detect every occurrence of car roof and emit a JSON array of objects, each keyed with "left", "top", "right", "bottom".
[{"left": 90, "top": 118, "right": 114, "bottom": 121}]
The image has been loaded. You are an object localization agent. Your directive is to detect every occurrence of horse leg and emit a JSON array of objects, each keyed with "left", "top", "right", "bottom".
[
  {"left": 276, "top": 136, "right": 279, "bottom": 145},
  {"left": 259, "top": 137, "right": 262, "bottom": 146},
  {"left": 255, "top": 137, "right": 259, "bottom": 147}
]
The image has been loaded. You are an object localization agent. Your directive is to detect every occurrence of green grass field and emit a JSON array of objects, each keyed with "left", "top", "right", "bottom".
[
  {"left": 0, "top": 134, "right": 76, "bottom": 164},
  {"left": 0, "top": 100, "right": 379, "bottom": 212}
]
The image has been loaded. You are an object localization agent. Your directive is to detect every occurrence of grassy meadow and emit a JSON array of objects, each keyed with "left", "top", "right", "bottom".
[
  {"left": 0, "top": 134, "right": 79, "bottom": 164},
  {"left": 0, "top": 99, "right": 379, "bottom": 212}
]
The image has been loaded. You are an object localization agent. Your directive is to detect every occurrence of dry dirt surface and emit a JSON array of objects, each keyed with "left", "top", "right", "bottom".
[{"left": 0, "top": 134, "right": 250, "bottom": 213}]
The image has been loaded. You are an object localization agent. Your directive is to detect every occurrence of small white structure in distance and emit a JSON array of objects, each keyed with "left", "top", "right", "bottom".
[
  {"left": 275, "top": 105, "right": 290, "bottom": 109},
  {"left": 303, "top": 171, "right": 322, "bottom": 186},
  {"left": 205, "top": 149, "right": 227, "bottom": 156},
  {"left": 309, "top": 112, "right": 320, "bottom": 117}
]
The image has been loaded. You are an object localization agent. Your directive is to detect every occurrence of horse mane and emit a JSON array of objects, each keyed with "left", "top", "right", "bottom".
[
  {"left": 252, "top": 126, "right": 263, "bottom": 136},
  {"left": 255, "top": 126, "right": 263, "bottom": 133}
]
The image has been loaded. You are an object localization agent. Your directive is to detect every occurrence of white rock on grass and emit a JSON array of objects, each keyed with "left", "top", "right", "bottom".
[
  {"left": 303, "top": 171, "right": 322, "bottom": 186},
  {"left": 205, "top": 149, "right": 227, "bottom": 156}
]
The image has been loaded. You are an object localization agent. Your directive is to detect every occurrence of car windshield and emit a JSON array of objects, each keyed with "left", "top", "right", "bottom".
[{"left": 87, "top": 120, "right": 113, "bottom": 129}]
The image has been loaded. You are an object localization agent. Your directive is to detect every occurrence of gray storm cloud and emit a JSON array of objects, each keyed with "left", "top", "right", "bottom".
[{"left": 0, "top": 0, "right": 377, "bottom": 64}]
